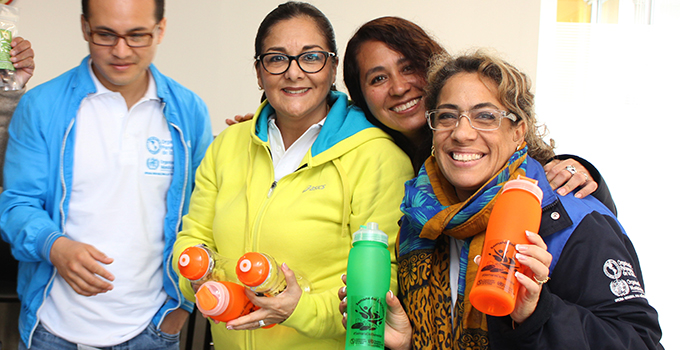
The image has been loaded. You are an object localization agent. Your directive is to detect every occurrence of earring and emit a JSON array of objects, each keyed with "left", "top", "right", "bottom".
[{"left": 431, "top": 145, "right": 435, "bottom": 157}]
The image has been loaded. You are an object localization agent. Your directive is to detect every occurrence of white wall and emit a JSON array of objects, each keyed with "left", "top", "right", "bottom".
[
  {"left": 10, "top": 0, "right": 675, "bottom": 347},
  {"left": 13, "top": 0, "right": 540, "bottom": 135}
]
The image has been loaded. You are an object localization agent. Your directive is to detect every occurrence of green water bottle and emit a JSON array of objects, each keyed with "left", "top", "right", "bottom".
[{"left": 346, "top": 222, "right": 391, "bottom": 349}]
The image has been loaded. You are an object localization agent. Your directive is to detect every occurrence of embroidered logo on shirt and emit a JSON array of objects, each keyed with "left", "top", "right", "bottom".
[
  {"left": 147, "top": 137, "right": 161, "bottom": 154},
  {"left": 302, "top": 184, "right": 326, "bottom": 193},
  {"left": 145, "top": 137, "right": 173, "bottom": 176},
  {"left": 147, "top": 158, "right": 160, "bottom": 170},
  {"left": 603, "top": 258, "right": 646, "bottom": 302}
]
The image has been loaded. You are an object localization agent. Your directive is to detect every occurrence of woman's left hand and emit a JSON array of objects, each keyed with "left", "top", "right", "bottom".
[
  {"left": 224, "top": 263, "right": 303, "bottom": 330},
  {"left": 544, "top": 158, "right": 596, "bottom": 198},
  {"left": 510, "top": 231, "right": 552, "bottom": 324}
]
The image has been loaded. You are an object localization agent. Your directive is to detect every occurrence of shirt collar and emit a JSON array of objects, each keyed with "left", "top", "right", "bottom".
[{"left": 87, "top": 59, "right": 159, "bottom": 101}]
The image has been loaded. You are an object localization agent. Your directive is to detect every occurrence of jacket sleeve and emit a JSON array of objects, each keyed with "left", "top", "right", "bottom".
[
  {"left": 553, "top": 154, "right": 617, "bottom": 216},
  {"left": 190, "top": 97, "right": 213, "bottom": 186},
  {"left": 487, "top": 212, "right": 663, "bottom": 349},
  {"left": 0, "top": 95, "right": 66, "bottom": 263},
  {"left": 282, "top": 137, "right": 413, "bottom": 338}
]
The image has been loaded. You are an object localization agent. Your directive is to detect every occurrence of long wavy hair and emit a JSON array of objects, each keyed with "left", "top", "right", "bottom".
[{"left": 425, "top": 50, "right": 555, "bottom": 164}]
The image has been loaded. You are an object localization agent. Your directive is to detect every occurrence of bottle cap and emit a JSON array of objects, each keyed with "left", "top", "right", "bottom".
[
  {"left": 236, "top": 252, "right": 270, "bottom": 287},
  {"left": 178, "top": 246, "right": 211, "bottom": 281},
  {"left": 352, "top": 222, "right": 388, "bottom": 246},
  {"left": 195, "top": 281, "right": 228, "bottom": 316},
  {"left": 502, "top": 177, "right": 543, "bottom": 203}
]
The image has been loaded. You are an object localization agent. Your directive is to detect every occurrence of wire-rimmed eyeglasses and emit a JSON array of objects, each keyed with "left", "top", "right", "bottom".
[
  {"left": 256, "top": 51, "right": 336, "bottom": 75},
  {"left": 426, "top": 108, "right": 518, "bottom": 131},
  {"left": 85, "top": 22, "right": 160, "bottom": 48}
]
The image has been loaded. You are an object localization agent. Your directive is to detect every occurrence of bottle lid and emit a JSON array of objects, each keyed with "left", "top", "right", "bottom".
[
  {"left": 195, "top": 281, "right": 228, "bottom": 316},
  {"left": 178, "top": 246, "right": 211, "bottom": 281},
  {"left": 502, "top": 177, "right": 543, "bottom": 203},
  {"left": 352, "top": 222, "right": 388, "bottom": 246},
  {"left": 236, "top": 252, "right": 270, "bottom": 287}
]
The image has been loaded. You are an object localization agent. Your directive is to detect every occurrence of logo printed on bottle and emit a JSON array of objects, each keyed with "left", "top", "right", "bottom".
[{"left": 350, "top": 296, "right": 385, "bottom": 331}]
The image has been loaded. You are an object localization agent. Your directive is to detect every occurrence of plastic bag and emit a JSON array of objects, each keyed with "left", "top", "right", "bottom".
[{"left": 0, "top": 4, "right": 19, "bottom": 91}]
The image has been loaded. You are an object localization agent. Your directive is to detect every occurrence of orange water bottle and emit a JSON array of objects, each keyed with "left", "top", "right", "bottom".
[
  {"left": 236, "top": 252, "right": 311, "bottom": 296},
  {"left": 469, "top": 176, "right": 543, "bottom": 316},
  {"left": 177, "top": 245, "right": 237, "bottom": 283},
  {"left": 195, "top": 281, "right": 259, "bottom": 323}
]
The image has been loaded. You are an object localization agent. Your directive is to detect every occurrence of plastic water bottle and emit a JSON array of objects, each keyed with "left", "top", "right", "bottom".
[
  {"left": 235, "top": 252, "right": 311, "bottom": 296},
  {"left": 345, "top": 223, "right": 391, "bottom": 349},
  {"left": 195, "top": 281, "right": 260, "bottom": 323},
  {"left": 177, "top": 245, "right": 236, "bottom": 283},
  {"left": 469, "top": 177, "right": 543, "bottom": 316}
]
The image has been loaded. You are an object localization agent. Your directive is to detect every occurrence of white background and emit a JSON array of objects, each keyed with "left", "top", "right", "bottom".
[{"left": 10, "top": 0, "right": 679, "bottom": 348}]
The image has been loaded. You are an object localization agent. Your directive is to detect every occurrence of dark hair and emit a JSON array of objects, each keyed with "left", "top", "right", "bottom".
[
  {"left": 425, "top": 50, "right": 555, "bottom": 164},
  {"left": 254, "top": 2, "right": 338, "bottom": 103},
  {"left": 82, "top": 0, "right": 165, "bottom": 22},
  {"left": 254, "top": 1, "right": 337, "bottom": 59},
  {"left": 343, "top": 17, "right": 447, "bottom": 171}
]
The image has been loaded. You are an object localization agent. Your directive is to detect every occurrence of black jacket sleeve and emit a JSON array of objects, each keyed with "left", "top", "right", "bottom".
[
  {"left": 487, "top": 213, "right": 663, "bottom": 349},
  {"left": 553, "top": 154, "right": 618, "bottom": 216}
]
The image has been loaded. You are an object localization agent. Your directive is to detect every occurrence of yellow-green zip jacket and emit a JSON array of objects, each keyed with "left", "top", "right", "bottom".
[{"left": 173, "top": 91, "right": 412, "bottom": 349}]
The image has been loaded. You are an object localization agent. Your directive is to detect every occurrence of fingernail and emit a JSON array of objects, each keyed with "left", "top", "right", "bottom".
[
  {"left": 388, "top": 290, "right": 394, "bottom": 298},
  {"left": 525, "top": 230, "right": 536, "bottom": 237},
  {"left": 515, "top": 244, "right": 527, "bottom": 252},
  {"left": 515, "top": 253, "right": 527, "bottom": 261},
  {"left": 575, "top": 193, "right": 582, "bottom": 199},
  {"left": 341, "top": 273, "right": 346, "bottom": 279},
  {"left": 557, "top": 189, "right": 566, "bottom": 196},
  {"left": 342, "top": 296, "right": 347, "bottom": 303},
  {"left": 343, "top": 312, "right": 347, "bottom": 318},
  {"left": 341, "top": 286, "right": 346, "bottom": 294},
  {"left": 226, "top": 325, "right": 233, "bottom": 330},
  {"left": 282, "top": 262, "right": 289, "bottom": 271}
]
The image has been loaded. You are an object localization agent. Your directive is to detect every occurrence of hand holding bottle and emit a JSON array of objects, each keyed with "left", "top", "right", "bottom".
[
  {"left": 338, "top": 274, "right": 413, "bottom": 350},
  {"left": 224, "top": 262, "right": 305, "bottom": 330}
]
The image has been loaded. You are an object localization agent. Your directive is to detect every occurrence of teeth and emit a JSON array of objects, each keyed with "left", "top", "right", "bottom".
[
  {"left": 392, "top": 98, "right": 420, "bottom": 112},
  {"left": 452, "top": 153, "right": 482, "bottom": 162},
  {"left": 284, "top": 88, "right": 310, "bottom": 94}
]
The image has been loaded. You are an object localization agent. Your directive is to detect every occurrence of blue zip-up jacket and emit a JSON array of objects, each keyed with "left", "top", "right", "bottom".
[{"left": 0, "top": 56, "right": 213, "bottom": 347}]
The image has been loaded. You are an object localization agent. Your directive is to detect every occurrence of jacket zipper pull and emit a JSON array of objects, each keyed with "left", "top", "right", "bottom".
[{"left": 268, "top": 181, "right": 277, "bottom": 198}]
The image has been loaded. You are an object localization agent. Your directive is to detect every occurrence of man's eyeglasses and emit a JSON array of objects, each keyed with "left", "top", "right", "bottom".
[
  {"left": 426, "top": 108, "right": 518, "bottom": 131},
  {"left": 256, "top": 51, "right": 336, "bottom": 75},
  {"left": 86, "top": 22, "right": 160, "bottom": 48}
]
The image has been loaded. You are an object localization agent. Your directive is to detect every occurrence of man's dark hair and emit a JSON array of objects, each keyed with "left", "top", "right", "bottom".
[{"left": 82, "top": 0, "right": 165, "bottom": 22}]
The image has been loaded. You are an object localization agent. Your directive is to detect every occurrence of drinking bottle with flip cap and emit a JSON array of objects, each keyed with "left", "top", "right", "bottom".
[
  {"left": 345, "top": 222, "right": 391, "bottom": 350},
  {"left": 236, "top": 252, "right": 311, "bottom": 296},
  {"left": 195, "top": 280, "right": 275, "bottom": 327},
  {"left": 469, "top": 176, "right": 543, "bottom": 316},
  {"left": 178, "top": 245, "right": 237, "bottom": 283}
]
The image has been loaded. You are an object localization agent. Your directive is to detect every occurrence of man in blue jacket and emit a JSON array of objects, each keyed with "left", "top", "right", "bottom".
[{"left": 0, "top": 0, "right": 212, "bottom": 349}]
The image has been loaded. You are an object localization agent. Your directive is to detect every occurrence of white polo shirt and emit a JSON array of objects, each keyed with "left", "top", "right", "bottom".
[{"left": 40, "top": 63, "right": 172, "bottom": 346}]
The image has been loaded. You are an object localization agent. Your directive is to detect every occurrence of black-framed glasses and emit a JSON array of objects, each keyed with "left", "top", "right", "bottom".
[
  {"left": 256, "top": 51, "right": 336, "bottom": 75},
  {"left": 86, "top": 22, "right": 160, "bottom": 48},
  {"left": 426, "top": 108, "right": 518, "bottom": 131}
]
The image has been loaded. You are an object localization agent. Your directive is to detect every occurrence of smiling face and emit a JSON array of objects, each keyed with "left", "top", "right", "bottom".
[
  {"left": 82, "top": 0, "right": 165, "bottom": 98},
  {"left": 356, "top": 40, "right": 427, "bottom": 142},
  {"left": 256, "top": 16, "right": 337, "bottom": 126},
  {"left": 432, "top": 72, "right": 526, "bottom": 200}
]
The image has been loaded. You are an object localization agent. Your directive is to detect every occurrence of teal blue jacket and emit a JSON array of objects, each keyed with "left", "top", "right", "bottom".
[{"left": 0, "top": 56, "right": 213, "bottom": 347}]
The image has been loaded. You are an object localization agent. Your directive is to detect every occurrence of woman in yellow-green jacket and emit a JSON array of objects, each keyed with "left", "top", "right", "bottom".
[{"left": 172, "top": 2, "right": 412, "bottom": 350}]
